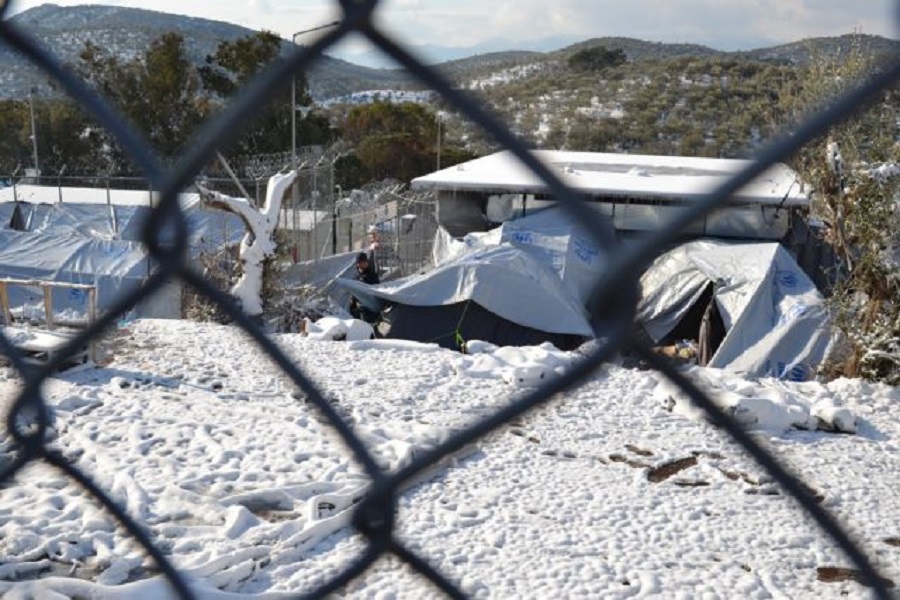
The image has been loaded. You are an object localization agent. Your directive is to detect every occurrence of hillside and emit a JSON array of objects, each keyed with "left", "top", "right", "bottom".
[
  {"left": 431, "top": 33, "right": 900, "bottom": 87},
  {"left": 0, "top": 4, "right": 418, "bottom": 101},
  {"left": 555, "top": 37, "right": 723, "bottom": 61},
  {"left": 3, "top": 5, "right": 896, "bottom": 104},
  {"left": 737, "top": 33, "right": 900, "bottom": 65},
  {"left": 433, "top": 31, "right": 899, "bottom": 158},
  {"left": 434, "top": 50, "right": 543, "bottom": 80}
]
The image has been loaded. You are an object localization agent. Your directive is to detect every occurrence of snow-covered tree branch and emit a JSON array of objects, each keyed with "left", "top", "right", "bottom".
[{"left": 197, "top": 170, "right": 296, "bottom": 317}]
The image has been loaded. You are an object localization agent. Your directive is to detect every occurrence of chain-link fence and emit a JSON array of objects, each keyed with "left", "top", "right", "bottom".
[{"left": 1, "top": 0, "right": 899, "bottom": 598}]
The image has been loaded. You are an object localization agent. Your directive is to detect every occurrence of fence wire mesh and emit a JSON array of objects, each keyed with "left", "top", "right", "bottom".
[{"left": 1, "top": 0, "right": 899, "bottom": 598}]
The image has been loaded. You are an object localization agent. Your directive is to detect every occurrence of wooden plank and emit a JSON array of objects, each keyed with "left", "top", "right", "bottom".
[
  {"left": 0, "top": 282, "right": 11, "bottom": 326},
  {"left": 43, "top": 285, "right": 55, "bottom": 330},
  {"left": 0, "top": 278, "right": 99, "bottom": 367},
  {"left": 2, "top": 326, "right": 89, "bottom": 367},
  {"left": 88, "top": 287, "right": 98, "bottom": 363},
  {"left": 0, "top": 278, "right": 95, "bottom": 291}
]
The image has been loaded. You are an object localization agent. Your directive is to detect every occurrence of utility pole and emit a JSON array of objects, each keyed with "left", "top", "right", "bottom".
[
  {"left": 435, "top": 112, "right": 443, "bottom": 171},
  {"left": 28, "top": 88, "right": 40, "bottom": 180},
  {"left": 333, "top": 184, "right": 341, "bottom": 254},
  {"left": 291, "top": 21, "right": 340, "bottom": 207}
]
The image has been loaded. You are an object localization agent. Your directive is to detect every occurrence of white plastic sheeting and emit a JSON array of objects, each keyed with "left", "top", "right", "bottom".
[
  {"left": 1, "top": 200, "right": 245, "bottom": 251},
  {"left": 0, "top": 196, "right": 247, "bottom": 319},
  {"left": 638, "top": 239, "right": 834, "bottom": 381},
  {"left": 413, "top": 150, "right": 809, "bottom": 207},
  {"left": 0, "top": 229, "right": 149, "bottom": 316},
  {"left": 432, "top": 206, "right": 610, "bottom": 307}
]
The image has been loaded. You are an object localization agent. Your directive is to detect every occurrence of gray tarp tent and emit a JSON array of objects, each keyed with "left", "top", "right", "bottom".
[
  {"left": 337, "top": 244, "right": 596, "bottom": 350},
  {"left": 637, "top": 239, "right": 834, "bottom": 381},
  {"left": 337, "top": 206, "right": 611, "bottom": 350}
]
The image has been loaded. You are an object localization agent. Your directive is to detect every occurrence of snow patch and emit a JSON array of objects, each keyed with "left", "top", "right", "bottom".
[
  {"left": 653, "top": 366, "right": 858, "bottom": 434},
  {"left": 455, "top": 341, "right": 575, "bottom": 386},
  {"left": 303, "top": 317, "right": 374, "bottom": 341}
]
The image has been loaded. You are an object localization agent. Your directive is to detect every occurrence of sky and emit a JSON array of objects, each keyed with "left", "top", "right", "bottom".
[{"left": 6, "top": 0, "right": 898, "bottom": 58}]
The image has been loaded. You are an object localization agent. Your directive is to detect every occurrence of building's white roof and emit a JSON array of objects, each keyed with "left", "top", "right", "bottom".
[
  {"left": 0, "top": 184, "right": 204, "bottom": 208},
  {"left": 412, "top": 150, "right": 809, "bottom": 207}
]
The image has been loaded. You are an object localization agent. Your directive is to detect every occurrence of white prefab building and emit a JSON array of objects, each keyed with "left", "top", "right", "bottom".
[{"left": 411, "top": 150, "right": 809, "bottom": 240}]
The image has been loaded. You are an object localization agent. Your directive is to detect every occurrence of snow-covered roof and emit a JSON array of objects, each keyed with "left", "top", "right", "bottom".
[
  {"left": 0, "top": 184, "right": 204, "bottom": 208},
  {"left": 412, "top": 150, "right": 809, "bottom": 207}
]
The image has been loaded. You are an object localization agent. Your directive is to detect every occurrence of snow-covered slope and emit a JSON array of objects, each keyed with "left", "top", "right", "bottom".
[{"left": 0, "top": 319, "right": 897, "bottom": 598}]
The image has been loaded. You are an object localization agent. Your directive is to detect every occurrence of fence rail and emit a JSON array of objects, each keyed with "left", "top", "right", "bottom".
[{"left": 0, "top": 1, "right": 898, "bottom": 598}]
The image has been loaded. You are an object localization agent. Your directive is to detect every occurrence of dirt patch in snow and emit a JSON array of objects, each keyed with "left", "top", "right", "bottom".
[
  {"left": 647, "top": 456, "right": 698, "bottom": 483},
  {"left": 816, "top": 566, "right": 895, "bottom": 589}
]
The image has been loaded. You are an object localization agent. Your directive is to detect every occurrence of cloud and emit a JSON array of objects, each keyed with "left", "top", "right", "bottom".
[
  {"left": 247, "top": 0, "right": 273, "bottom": 14},
  {"left": 369, "top": 0, "right": 896, "bottom": 50},
  {"left": 9, "top": 0, "right": 896, "bottom": 50}
]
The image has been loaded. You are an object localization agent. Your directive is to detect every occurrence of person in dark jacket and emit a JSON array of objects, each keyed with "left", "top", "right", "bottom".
[
  {"left": 350, "top": 252, "right": 380, "bottom": 324},
  {"left": 355, "top": 251, "right": 379, "bottom": 285}
]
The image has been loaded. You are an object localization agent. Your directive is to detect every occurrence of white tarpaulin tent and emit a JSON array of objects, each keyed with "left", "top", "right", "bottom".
[
  {"left": 1, "top": 196, "right": 245, "bottom": 252},
  {"left": 0, "top": 189, "right": 248, "bottom": 320},
  {"left": 638, "top": 239, "right": 834, "bottom": 381}
]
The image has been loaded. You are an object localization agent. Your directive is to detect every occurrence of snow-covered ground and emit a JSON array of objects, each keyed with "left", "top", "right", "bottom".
[
  {"left": 320, "top": 90, "right": 435, "bottom": 107},
  {"left": 1, "top": 318, "right": 898, "bottom": 598}
]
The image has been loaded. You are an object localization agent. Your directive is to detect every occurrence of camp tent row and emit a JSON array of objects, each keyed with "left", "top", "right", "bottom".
[
  {"left": 1, "top": 151, "right": 837, "bottom": 381},
  {"left": 338, "top": 151, "right": 835, "bottom": 381}
]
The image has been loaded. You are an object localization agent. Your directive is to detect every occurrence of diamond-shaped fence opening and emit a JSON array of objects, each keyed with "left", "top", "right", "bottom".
[{"left": 0, "top": 0, "right": 898, "bottom": 598}]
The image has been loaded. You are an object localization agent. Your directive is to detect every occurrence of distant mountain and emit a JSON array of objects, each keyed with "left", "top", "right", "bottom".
[
  {"left": 0, "top": 4, "right": 418, "bottom": 101},
  {"left": 550, "top": 33, "right": 900, "bottom": 66},
  {"left": 2, "top": 5, "right": 896, "bottom": 104},
  {"left": 553, "top": 37, "right": 724, "bottom": 61},
  {"left": 736, "top": 33, "right": 900, "bottom": 66},
  {"left": 332, "top": 35, "right": 580, "bottom": 69}
]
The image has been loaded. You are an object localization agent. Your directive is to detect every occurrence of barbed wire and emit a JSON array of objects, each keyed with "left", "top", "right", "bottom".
[{"left": 0, "top": 0, "right": 898, "bottom": 598}]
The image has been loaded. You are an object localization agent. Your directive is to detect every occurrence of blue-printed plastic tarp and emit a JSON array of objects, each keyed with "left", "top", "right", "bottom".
[
  {"left": 637, "top": 239, "right": 834, "bottom": 381},
  {"left": 431, "top": 205, "right": 611, "bottom": 307}
]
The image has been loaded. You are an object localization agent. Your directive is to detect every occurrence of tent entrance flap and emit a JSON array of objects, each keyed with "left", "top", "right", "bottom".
[
  {"left": 381, "top": 301, "right": 587, "bottom": 351},
  {"left": 657, "top": 283, "right": 726, "bottom": 366}
]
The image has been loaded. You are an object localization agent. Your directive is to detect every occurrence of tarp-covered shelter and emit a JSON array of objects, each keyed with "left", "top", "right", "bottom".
[
  {"left": 0, "top": 185, "right": 247, "bottom": 320},
  {"left": 338, "top": 244, "right": 595, "bottom": 350},
  {"left": 0, "top": 187, "right": 245, "bottom": 252},
  {"left": 337, "top": 206, "right": 611, "bottom": 350},
  {"left": 637, "top": 239, "right": 834, "bottom": 381},
  {"left": 0, "top": 229, "right": 149, "bottom": 317}
]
